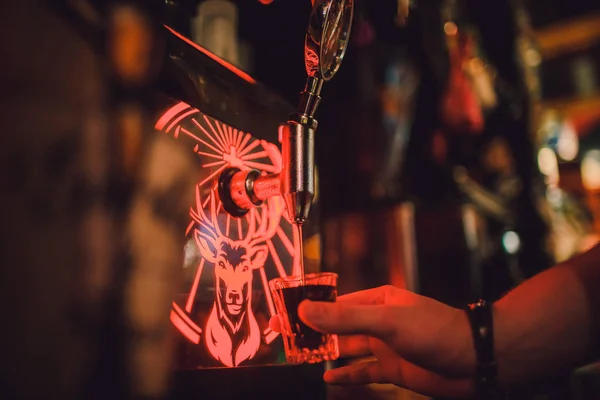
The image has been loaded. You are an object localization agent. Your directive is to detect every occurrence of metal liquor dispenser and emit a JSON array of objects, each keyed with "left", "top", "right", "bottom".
[
  {"left": 154, "top": 0, "right": 354, "bottom": 370},
  {"left": 218, "top": 0, "right": 354, "bottom": 225}
]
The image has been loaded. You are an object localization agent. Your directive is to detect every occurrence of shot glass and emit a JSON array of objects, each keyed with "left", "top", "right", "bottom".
[{"left": 269, "top": 272, "right": 340, "bottom": 364}]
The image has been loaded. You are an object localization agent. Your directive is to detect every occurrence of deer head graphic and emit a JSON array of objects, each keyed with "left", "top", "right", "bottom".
[{"left": 191, "top": 185, "right": 283, "bottom": 367}]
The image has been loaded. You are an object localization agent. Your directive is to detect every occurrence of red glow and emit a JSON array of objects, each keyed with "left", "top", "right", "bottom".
[
  {"left": 263, "top": 327, "right": 279, "bottom": 344},
  {"left": 164, "top": 25, "right": 257, "bottom": 84},
  {"left": 193, "top": 188, "right": 278, "bottom": 367},
  {"left": 155, "top": 101, "right": 189, "bottom": 131},
  {"left": 171, "top": 311, "right": 200, "bottom": 344},
  {"left": 441, "top": 30, "right": 484, "bottom": 134},
  {"left": 156, "top": 101, "right": 300, "bottom": 368},
  {"left": 186, "top": 258, "right": 205, "bottom": 313},
  {"left": 171, "top": 303, "right": 203, "bottom": 344}
]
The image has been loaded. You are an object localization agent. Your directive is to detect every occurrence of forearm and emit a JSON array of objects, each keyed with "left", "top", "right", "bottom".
[{"left": 492, "top": 244, "right": 600, "bottom": 385}]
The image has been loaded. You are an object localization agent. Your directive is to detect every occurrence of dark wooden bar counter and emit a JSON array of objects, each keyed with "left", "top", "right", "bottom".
[
  {"left": 167, "top": 364, "right": 327, "bottom": 400},
  {"left": 167, "top": 365, "right": 432, "bottom": 400}
]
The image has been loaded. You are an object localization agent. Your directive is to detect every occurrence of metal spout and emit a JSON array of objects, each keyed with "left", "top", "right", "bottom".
[
  {"left": 218, "top": 114, "right": 316, "bottom": 225},
  {"left": 281, "top": 115, "right": 317, "bottom": 224},
  {"left": 297, "top": 76, "right": 324, "bottom": 118}
]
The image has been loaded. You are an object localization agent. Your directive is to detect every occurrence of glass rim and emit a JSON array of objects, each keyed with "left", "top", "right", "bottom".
[{"left": 268, "top": 272, "right": 338, "bottom": 286}]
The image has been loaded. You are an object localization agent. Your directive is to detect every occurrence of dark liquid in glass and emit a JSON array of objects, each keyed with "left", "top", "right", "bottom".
[{"left": 281, "top": 284, "right": 337, "bottom": 350}]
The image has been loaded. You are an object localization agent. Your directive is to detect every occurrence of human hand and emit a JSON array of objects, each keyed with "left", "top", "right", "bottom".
[{"left": 269, "top": 285, "right": 476, "bottom": 398}]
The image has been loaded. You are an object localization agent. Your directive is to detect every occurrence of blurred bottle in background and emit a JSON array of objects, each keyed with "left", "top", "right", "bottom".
[{"left": 192, "top": 0, "right": 253, "bottom": 71}]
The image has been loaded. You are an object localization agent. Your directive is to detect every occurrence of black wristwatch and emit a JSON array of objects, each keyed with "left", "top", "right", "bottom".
[{"left": 465, "top": 299, "right": 506, "bottom": 399}]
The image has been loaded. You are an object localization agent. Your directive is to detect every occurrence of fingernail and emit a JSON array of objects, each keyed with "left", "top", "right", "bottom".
[
  {"left": 299, "top": 299, "right": 324, "bottom": 320},
  {"left": 323, "top": 370, "right": 335, "bottom": 384}
]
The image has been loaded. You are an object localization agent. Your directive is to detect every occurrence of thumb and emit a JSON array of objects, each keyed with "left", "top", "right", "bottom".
[{"left": 298, "top": 300, "right": 395, "bottom": 338}]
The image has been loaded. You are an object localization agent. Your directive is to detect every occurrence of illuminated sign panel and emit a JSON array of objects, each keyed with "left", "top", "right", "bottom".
[{"left": 155, "top": 101, "right": 300, "bottom": 368}]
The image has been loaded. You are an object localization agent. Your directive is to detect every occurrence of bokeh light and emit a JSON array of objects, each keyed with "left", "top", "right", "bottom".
[
  {"left": 581, "top": 150, "right": 600, "bottom": 191},
  {"left": 556, "top": 119, "right": 579, "bottom": 161},
  {"left": 538, "top": 147, "right": 559, "bottom": 183},
  {"left": 502, "top": 230, "right": 521, "bottom": 254}
]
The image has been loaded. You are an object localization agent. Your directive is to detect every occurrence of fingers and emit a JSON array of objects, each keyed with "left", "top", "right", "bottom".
[
  {"left": 270, "top": 286, "right": 400, "bottom": 334},
  {"left": 269, "top": 286, "right": 396, "bottom": 333},
  {"left": 298, "top": 300, "right": 394, "bottom": 338},
  {"left": 387, "top": 360, "right": 473, "bottom": 399},
  {"left": 324, "top": 362, "right": 387, "bottom": 386},
  {"left": 338, "top": 335, "right": 372, "bottom": 358},
  {"left": 325, "top": 359, "right": 474, "bottom": 399},
  {"left": 270, "top": 314, "right": 373, "bottom": 357},
  {"left": 337, "top": 286, "right": 394, "bottom": 305}
]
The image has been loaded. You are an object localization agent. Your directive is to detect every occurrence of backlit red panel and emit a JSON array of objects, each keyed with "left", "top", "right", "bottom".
[{"left": 156, "top": 102, "right": 300, "bottom": 368}]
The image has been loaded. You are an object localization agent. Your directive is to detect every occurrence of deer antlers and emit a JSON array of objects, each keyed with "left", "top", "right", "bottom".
[
  {"left": 245, "top": 196, "right": 284, "bottom": 248},
  {"left": 190, "top": 185, "right": 223, "bottom": 244},
  {"left": 190, "top": 184, "right": 284, "bottom": 248}
]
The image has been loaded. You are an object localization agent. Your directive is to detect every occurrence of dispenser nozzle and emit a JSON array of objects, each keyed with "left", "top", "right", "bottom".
[{"left": 280, "top": 114, "right": 317, "bottom": 224}]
